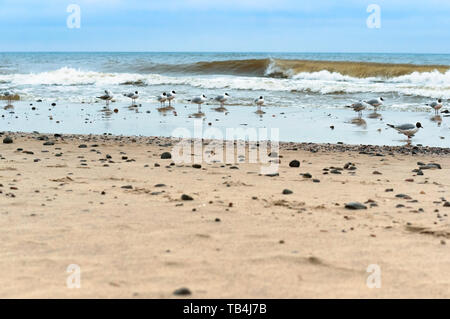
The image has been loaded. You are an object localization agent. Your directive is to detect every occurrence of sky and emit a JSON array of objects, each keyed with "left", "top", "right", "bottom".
[{"left": 0, "top": 0, "right": 449, "bottom": 52}]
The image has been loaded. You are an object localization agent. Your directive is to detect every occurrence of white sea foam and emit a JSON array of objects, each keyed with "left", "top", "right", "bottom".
[{"left": 1, "top": 67, "right": 449, "bottom": 101}]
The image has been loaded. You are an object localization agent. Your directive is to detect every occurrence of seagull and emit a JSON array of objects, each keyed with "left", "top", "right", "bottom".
[
  {"left": 347, "top": 101, "right": 367, "bottom": 118},
  {"left": 166, "top": 90, "right": 176, "bottom": 107},
  {"left": 426, "top": 99, "right": 443, "bottom": 115},
  {"left": 254, "top": 96, "right": 264, "bottom": 113},
  {"left": 191, "top": 94, "right": 207, "bottom": 113},
  {"left": 123, "top": 91, "right": 139, "bottom": 105},
  {"left": 365, "top": 97, "right": 384, "bottom": 112},
  {"left": 97, "top": 90, "right": 113, "bottom": 106},
  {"left": 157, "top": 92, "right": 167, "bottom": 107},
  {"left": 387, "top": 122, "right": 423, "bottom": 139},
  {"left": 213, "top": 93, "right": 229, "bottom": 109}
]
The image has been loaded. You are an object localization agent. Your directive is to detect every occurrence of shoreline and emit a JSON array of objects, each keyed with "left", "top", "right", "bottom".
[
  {"left": 1, "top": 132, "right": 450, "bottom": 298},
  {"left": 2, "top": 101, "right": 450, "bottom": 148}
]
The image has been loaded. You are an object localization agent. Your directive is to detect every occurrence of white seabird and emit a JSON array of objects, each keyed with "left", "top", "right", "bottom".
[
  {"left": 254, "top": 96, "right": 265, "bottom": 114},
  {"left": 124, "top": 91, "right": 139, "bottom": 105},
  {"left": 347, "top": 101, "right": 367, "bottom": 118},
  {"left": 213, "top": 93, "right": 229, "bottom": 110},
  {"left": 97, "top": 90, "right": 113, "bottom": 106},
  {"left": 166, "top": 90, "right": 176, "bottom": 107},
  {"left": 387, "top": 122, "right": 423, "bottom": 139},
  {"left": 365, "top": 97, "right": 384, "bottom": 111},
  {"left": 426, "top": 99, "right": 443, "bottom": 115},
  {"left": 157, "top": 92, "right": 167, "bottom": 107},
  {"left": 191, "top": 94, "right": 207, "bottom": 113}
]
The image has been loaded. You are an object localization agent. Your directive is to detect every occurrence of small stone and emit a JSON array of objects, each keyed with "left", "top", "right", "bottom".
[
  {"left": 78, "top": 144, "right": 87, "bottom": 148},
  {"left": 121, "top": 185, "right": 133, "bottom": 189},
  {"left": 302, "top": 173, "right": 312, "bottom": 178},
  {"left": 160, "top": 152, "right": 172, "bottom": 159},
  {"left": 289, "top": 160, "right": 300, "bottom": 168},
  {"left": 282, "top": 189, "right": 293, "bottom": 195},
  {"left": 444, "top": 202, "right": 450, "bottom": 207},
  {"left": 345, "top": 202, "right": 367, "bottom": 210},
  {"left": 181, "top": 194, "right": 193, "bottom": 201},
  {"left": 192, "top": 164, "right": 201, "bottom": 169},
  {"left": 2, "top": 136, "right": 13, "bottom": 144},
  {"left": 372, "top": 171, "right": 382, "bottom": 175},
  {"left": 173, "top": 287, "right": 191, "bottom": 296}
]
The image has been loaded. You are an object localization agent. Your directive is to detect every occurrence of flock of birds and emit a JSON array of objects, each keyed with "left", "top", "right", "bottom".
[
  {"left": 1, "top": 88, "right": 446, "bottom": 142},
  {"left": 97, "top": 89, "right": 266, "bottom": 115},
  {"left": 348, "top": 96, "right": 445, "bottom": 140}
]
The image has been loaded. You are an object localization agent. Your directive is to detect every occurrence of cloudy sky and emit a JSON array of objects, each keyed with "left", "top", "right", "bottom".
[{"left": 0, "top": 0, "right": 449, "bottom": 52}]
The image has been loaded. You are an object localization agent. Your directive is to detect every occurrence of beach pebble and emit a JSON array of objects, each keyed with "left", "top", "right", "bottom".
[
  {"left": 289, "top": 160, "right": 300, "bottom": 168},
  {"left": 282, "top": 189, "right": 293, "bottom": 195},
  {"left": 2, "top": 136, "right": 13, "bottom": 144},
  {"left": 192, "top": 164, "right": 201, "bottom": 169},
  {"left": 160, "top": 152, "right": 172, "bottom": 159},
  {"left": 345, "top": 202, "right": 367, "bottom": 210},
  {"left": 173, "top": 287, "right": 191, "bottom": 296},
  {"left": 443, "top": 202, "right": 450, "bottom": 207},
  {"left": 121, "top": 185, "right": 133, "bottom": 189},
  {"left": 181, "top": 194, "right": 193, "bottom": 201},
  {"left": 78, "top": 144, "right": 87, "bottom": 148},
  {"left": 302, "top": 173, "right": 312, "bottom": 178}
]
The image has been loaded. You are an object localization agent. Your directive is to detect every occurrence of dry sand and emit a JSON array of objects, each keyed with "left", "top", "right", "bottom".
[{"left": 1, "top": 132, "right": 450, "bottom": 298}]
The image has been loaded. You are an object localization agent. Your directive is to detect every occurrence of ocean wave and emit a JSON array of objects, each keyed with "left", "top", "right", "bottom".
[
  {"left": 1, "top": 67, "right": 449, "bottom": 100},
  {"left": 131, "top": 58, "right": 449, "bottom": 79}
]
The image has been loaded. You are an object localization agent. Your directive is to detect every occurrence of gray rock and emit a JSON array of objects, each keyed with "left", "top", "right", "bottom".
[
  {"left": 181, "top": 194, "right": 193, "bottom": 201},
  {"left": 2, "top": 136, "right": 13, "bottom": 144},
  {"left": 345, "top": 202, "right": 367, "bottom": 210},
  {"left": 282, "top": 189, "right": 293, "bottom": 195},
  {"left": 289, "top": 160, "right": 300, "bottom": 168},
  {"left": 161, "top": 152, "right": 172, "bottom": 159},
  {"left": 173, "top": 287, "right": 191, "bottom": 296}
]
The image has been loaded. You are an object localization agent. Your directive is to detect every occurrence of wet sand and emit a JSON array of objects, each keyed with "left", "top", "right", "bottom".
[
  {"left": 1, "top": 132, "right": 450, "bottom": 298},
  {"left": 2, "top": 101, "right": 450, "bottom": 147}
]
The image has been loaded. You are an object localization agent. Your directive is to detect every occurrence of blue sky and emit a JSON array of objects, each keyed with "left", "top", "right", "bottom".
[{"left": 0, "top": 0, "right": 449, "bottom": 52}]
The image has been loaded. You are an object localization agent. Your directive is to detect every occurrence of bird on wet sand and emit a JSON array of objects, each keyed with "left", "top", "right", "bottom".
[
  {"left": 347, "top": 101, "right": 367, "bottom": 118},
  {"left": 387, "top": 122, "right": 423, "bottom": 140},
  {"left": 97, "top": 90, "right": 113, "bottom": 106},
  {"left": 426, "top": 99, "right": 443, "bottom": 115},
  {"left": 157, "top": 92, "right": 167, "bottom": 107},
  {"left": 191, "top": 94, "right": 207, "bottom": 113},
  {"left": 365, "top": 97, "right": 384, "bottom": 112},
  {"left": 254, "top": 96, "right": 265, "bottom": 114},
  {"left": 213, "top": 93, "right": 229, "bottom": 110},
  {"left": 167, "top": 91, "right": 176, "bottom": 107},
  {"left": 124, "top": 91, "right": 139, "bottom": 105}
]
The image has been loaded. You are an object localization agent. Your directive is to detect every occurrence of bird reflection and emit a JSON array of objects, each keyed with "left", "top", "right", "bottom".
[{"left": 430, "top": 115, "right": 442, "bottom": 126}]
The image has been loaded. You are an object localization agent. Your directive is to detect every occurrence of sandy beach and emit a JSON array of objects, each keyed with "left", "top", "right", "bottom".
[{"left": 1, "top": 131, "right": 450, "bottom": 298}]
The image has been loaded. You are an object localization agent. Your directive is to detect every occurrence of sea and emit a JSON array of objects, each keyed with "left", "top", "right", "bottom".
[
  {"left": 1, "top": 52, "right": 449, "bottom": 146},
  {"left": 1, "top": 52, "right": 449, "bottom": 109}
]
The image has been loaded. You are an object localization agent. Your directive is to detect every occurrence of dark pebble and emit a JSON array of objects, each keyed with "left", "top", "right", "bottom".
[
  {"left": 173, "top": 287, "right": 191, "bottom": 296},
  {"left": 345, "top": 202, "right": 367, "bottom": 210},
  {"left": 2, "top": 136, "right": 13, "bottom": 144},
  {"left": 181, "top": 194, "right": 193, "bottom": 201},
  {"left": 289, "top": 160, "right": 300, "bottom": 168},
  {"left": 161, "top": 152, "right": 172, "bottom": 159}
]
